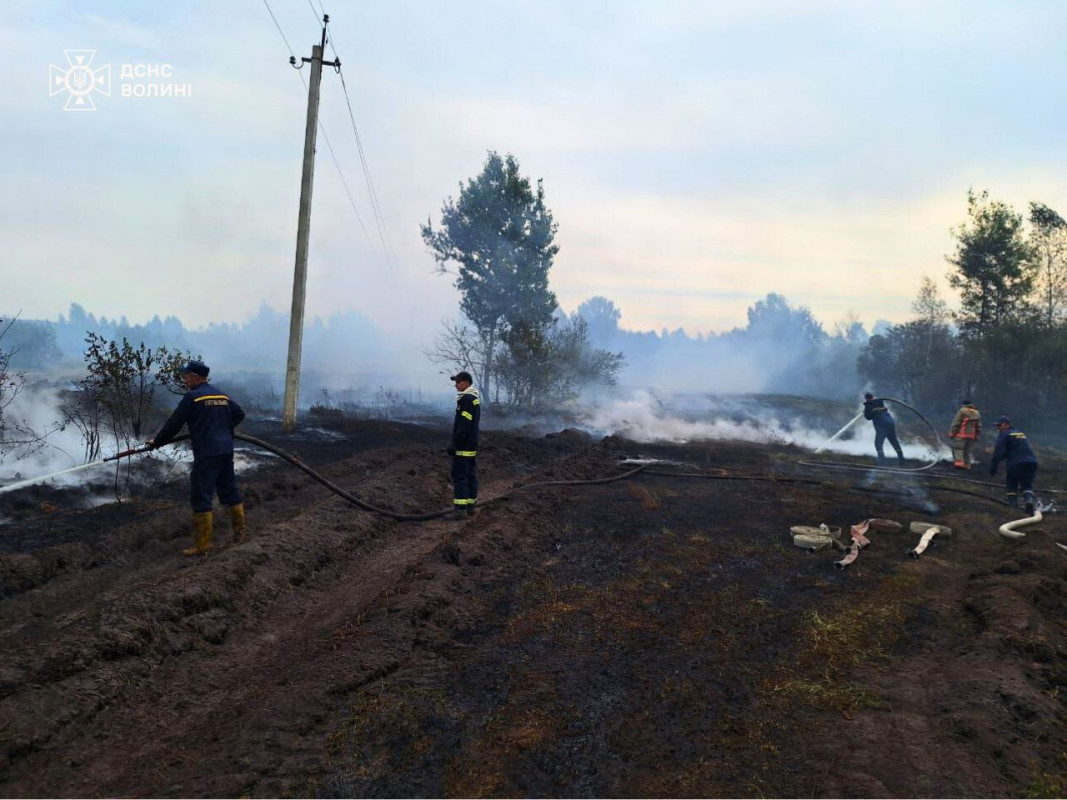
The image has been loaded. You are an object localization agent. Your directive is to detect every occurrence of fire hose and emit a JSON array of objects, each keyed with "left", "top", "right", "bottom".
[
  {"left": 0, "top": 430, "right": 1032, "bottom": 520},
  {"left": 799, "top": 397, "right": 945, "bottom": 474},
  {"left": 104, "top": 433, "right": 649, "bottom": 522},
  {"left": 997, "top": 507, "right": 1044, "bottom": 540}
]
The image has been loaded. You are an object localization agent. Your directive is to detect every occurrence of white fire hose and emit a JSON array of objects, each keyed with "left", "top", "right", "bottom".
[{"left": 998, "top": 508, "right": 1043, "bottom": 540}]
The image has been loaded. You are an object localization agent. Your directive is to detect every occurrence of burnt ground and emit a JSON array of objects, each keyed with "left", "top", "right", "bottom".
[{"left": 1, "top": 417, "right": 1067, "bottom": 798}]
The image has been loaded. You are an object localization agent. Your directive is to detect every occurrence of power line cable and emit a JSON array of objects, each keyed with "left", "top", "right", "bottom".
[
  {"left": 260, "top": 0, "right": 379, "bottom": 255},
  {"left": 335, "top": 67, "right": 396, "bottom": 267},
  {"left": 261, "top": 0, "right": 297, "bottom": 57},
  {"left": 311, "top": 7, "right": 397, "bottom": 270}
]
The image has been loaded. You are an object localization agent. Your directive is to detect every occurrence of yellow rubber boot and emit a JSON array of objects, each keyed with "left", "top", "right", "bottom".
[
  {"left": 183, "top": 512, "right": 213, "bottom": 556},
  {"left": 229, "top": 503, "right": 246, "bottom": 543}
]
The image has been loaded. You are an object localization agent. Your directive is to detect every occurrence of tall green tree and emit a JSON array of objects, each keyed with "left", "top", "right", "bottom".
[
  {"left": 1028, "top": 201, "right": 1067, "bottom": 329},
  {"left": 857, "top": 321, "right": 960, "bottom": 417},
  {"left": 946, "top": 189, "right": 1035, "bottom": 337},
  {"left": 421, "top": 151, "right": 559, "bottom": 402}
]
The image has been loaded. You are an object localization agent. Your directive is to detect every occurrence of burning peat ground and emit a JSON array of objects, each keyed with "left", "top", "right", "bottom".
[{"left": 0, "top": 404, "right": 1066, "bottom": 797}]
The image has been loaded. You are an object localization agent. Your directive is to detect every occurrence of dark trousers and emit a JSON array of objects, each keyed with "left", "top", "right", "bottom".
[
  {"left": 190, "top": 453, "right": 243, "bottom": 513},
  {"left": 874, "top": 425, "right": 903, "bottom": 459},
  {"left": 451, "top": 455, "right": 478, "bottom": 509},
  {"left": 1005, "top": 462, "right": 1038, "bottom": 502}
]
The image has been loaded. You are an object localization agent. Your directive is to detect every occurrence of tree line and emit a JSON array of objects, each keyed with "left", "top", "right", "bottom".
[
  {"left": 421, "top": 151, "right": 879, "bottom": 406},
  {"left": 5, "top": 154, "right": 1062, "bottom": 445},
  {"left": 859, "top": 190, "right": 1067, "bottom": 438}
]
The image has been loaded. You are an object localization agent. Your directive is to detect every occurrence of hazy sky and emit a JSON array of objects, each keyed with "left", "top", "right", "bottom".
[{"left": 5, "top": 0, "right": 1067, "bottom": 346}]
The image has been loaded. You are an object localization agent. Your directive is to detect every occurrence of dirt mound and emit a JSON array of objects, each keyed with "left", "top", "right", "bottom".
[{"left": 1, "top": 422, "right": 1066, "bottom": 797}]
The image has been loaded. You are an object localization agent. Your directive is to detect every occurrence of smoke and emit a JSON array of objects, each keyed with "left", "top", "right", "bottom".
[
  {"left": 0, "top": 386, "right": 84, "bottom": 483},
  {"left": 574, "top": 293, "right": 871, "bottom": 401},
  {"left": 574, "top": 389, "right": 944, "bottom": 461},
  {"left": 0, "top": 383, "right": 278, "bottom": 494}
]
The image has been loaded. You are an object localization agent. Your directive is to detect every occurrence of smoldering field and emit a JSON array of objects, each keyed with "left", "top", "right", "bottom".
[
  {"left": 0, "top": 373, "right": 944, "bottom": 499},
  {"left": 1, "top": 396, "right": 1065, "bottom": 798}
]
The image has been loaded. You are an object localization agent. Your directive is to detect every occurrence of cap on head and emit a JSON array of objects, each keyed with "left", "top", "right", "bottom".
[
  {"left": 995, "top": 415, "right": 1011, "bottom": 426},
  {"left": 961, "top": 398, "right": 972, "bottom": 405},
  {"left": 864, "top": 392, "right": 874, "bottom": 400},
  {"left": 450, "top": 371, "right": 473, "bottom": 384},
  {"left": 181, "top": 360, "right": 210, "bottom": 378}
]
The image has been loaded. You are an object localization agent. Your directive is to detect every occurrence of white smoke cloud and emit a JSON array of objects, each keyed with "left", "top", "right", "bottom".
[
  {"left": 577, "top": 389, "right": 945, "bottom": 461},
  {"left": 0, "top": 386, "right": 85, "bottom": 483}
]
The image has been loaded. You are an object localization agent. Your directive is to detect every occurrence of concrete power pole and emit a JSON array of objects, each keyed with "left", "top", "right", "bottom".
[{"left": 282, "top": 17, "right": 340, "bottom": 433}]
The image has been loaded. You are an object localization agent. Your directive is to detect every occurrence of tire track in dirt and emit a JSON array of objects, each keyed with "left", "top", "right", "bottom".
[{"left": 0, "top": 427, "right": 599, "bottom": 797}]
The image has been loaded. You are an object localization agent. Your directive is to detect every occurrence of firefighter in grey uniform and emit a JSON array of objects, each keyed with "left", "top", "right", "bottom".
[{"left": 447, "top": 371, "right": 480, "bottom": 520}]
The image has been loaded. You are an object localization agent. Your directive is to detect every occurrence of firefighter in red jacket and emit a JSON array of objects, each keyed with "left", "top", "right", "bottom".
[{"left": 948, "top": 398, "right": 982, "bottom": 469}]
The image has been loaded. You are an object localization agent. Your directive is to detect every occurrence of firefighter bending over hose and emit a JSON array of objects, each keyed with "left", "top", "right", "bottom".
[
  {"left": 447, "top": 371, "right": 480, "bottom": 521},
  {"left": 948, "top": 398, "right": 982, "bottom": 469},
  {"left": 147, "top": 360, "right": 246, "bottom": 556},
  {"left": 989, "top": 415, "right": 1039, "bottom": 515},
  {"left": 863, "top": 392, "right": 905, "bottom": 466}
]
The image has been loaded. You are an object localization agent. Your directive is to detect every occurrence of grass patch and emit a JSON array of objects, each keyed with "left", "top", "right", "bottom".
[
  {"left": 758, "top": 571, "right": 921, "bottom": 717},
  {"left": 1023, "top": 769, "right": 1067, "bottom": 799},
  {"left": 769, "top": 677, "right": 888, "bottom": 714},
  {"left": 627, "top": 483, "right": 661, "bottom": 510}
]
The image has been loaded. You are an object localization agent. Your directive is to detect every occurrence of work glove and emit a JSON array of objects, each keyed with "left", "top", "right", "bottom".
[{"left": 445, "top": 447, "right": 456, "bottom": 456}]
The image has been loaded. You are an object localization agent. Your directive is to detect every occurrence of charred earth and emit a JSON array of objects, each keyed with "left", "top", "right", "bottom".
[{"left": 1, "top": 416, "right": 1066, "bottom": 798}]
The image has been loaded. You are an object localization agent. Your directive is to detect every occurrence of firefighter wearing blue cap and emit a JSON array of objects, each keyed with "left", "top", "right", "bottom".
[
  {"left": 147, "top": 360, "right": 247, "bottom": 555},
  {"left": 447, "top": 371, "right": 480, "bottom": 520},
  {"left": 863, "top": 392, "right": 905, "bottom": 466},
  {"left": 989, "top": 415, "right": 1039, "bottom": 514}
]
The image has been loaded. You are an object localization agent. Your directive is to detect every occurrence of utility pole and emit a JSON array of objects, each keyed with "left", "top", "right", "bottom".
[{"left": 282, "top": 16, "right": 340, "bottom": 433}]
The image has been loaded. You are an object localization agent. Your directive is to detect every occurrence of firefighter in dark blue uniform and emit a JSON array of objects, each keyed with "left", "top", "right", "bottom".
[
  {"left": 147, "top": 360, "right": 246, "bottom": 555},
  {"left": 863, "top": 392, "right": 905, "bottom": 466},
  {"left": 447, "top": 371, "right": 480, "bottom": 520},
  {"left": 989, "top": 415, "right": 1039, "bottom": 514}
]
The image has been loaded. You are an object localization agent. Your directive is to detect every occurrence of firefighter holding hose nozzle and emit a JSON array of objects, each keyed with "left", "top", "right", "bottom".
[
  {"left": 989, "top": 415, "right": 1039, "bottom": 515},
  {"left": 948, "top": 398, "right": 982, "bottom": 469},
  {"left": 863, "top": 392, "right": 905, "bottom": 467},
  {"left": 147, "top": 360, "right": 247, "bottom": 556}
]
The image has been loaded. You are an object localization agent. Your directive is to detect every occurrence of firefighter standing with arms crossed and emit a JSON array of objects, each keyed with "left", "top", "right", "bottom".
[
  {"left": 948, "top": 398, "right": 982, "bottom": 469},
  {"left": 147, "top": 360, "right": 246, "bottom": 555}
]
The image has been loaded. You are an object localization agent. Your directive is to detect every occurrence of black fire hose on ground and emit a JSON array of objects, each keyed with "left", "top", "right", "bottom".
[
  {"left": 641, "top": 469, "right": 1010, "bottom": 508},
  {"left": 232, "top": 435, "right": 1014, "bottom": 514},
  {"left": 110, "top": 433, "right": 649, "bottom": 521},
  {"left": 233, "top": 432, "right": 648, "bottom": 522},
  {"left": 100, "top": 431, "right": 1009, "bottom": 521}
]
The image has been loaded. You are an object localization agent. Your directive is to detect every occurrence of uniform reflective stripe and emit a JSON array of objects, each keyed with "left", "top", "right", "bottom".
[
  {"left": 194, "top": 395, "right": 229, "bottom": 403},
  {"left": 461, "top": 411, "right": 473, "bottom": 420},
  {"left": 455, "top": 450, "right": 477, "bottom": 457},
  {"left": 472, "top": 398, "right": 480, "bottom": 405},
  {"left": 453, "top": 498, "right": 473, "bottom": 505}
]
